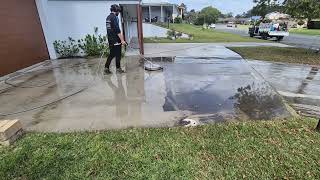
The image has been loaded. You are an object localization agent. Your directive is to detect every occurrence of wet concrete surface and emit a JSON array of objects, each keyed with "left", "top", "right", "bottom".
[
  {"left": 0, "top": 46, "right": 293, "bottom": 132},
  {"left": 249, "top": 60, "right": 320, "bottom": 117}
]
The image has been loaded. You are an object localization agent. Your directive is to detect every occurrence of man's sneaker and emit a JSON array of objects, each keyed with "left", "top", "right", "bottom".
[
  {"left": 104, "top": 68, "right": 112, "bottom": 74},
  {"left": 116, "top": 68, "right": 125, "bottom": 73}
]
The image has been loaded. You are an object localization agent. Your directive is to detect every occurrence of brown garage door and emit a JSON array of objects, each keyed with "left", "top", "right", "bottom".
[{"left": 0, "top": 0, "right": 49, "bottom": 76}]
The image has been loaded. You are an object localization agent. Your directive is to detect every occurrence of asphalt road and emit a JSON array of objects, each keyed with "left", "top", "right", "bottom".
[{"left": 215, "top": 24, "right": 320, "bottom": 50}]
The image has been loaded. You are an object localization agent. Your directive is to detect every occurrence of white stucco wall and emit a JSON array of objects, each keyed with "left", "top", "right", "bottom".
[{"left": 36, "top": 0, "right": 139, "bottom": 59}]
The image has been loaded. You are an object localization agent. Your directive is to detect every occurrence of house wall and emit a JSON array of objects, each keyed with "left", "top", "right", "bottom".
[
  {"left": 142, "top": 6, "right": 162, "bottom": 22},
  {"left": 142, "top": 6, "right": 149, "bottom": 21},
  {"left": 0, "top": 0, "right": 49, "bottom": 76},
  {"left": 150, "top": 6, "right": 161, "bottom": 19},
  {"left": 142, "top": 5, "right": 178, "bottom": 23},
  {"left": 36, "top": 0, "right": 139, "bottom": 59}
]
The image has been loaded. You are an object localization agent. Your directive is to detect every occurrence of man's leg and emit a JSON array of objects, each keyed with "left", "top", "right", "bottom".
[
  {"left": 115, "top": 45, "right": 124, "bottom": 72},
  {"left": 105, "top": 46, "right": 115, "bottom": 70}
]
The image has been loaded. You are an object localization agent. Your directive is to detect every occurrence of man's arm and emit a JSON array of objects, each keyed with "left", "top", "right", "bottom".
[
  {"left": 114, "top": 17, "right": 126, "bottom": 45},
  {"left": 117, "top": 33, "right": 126, "bottom": 45}
]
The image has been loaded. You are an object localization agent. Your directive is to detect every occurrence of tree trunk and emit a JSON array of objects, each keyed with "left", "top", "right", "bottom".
[
  {"left": 316, "top": 119, "right": 320, "bottom": 131},
  {"left": 307, "top": 18, "right": 312, "bottom": 29}
]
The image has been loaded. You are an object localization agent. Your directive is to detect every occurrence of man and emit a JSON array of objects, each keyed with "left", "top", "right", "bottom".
[{"left": 105, "top": 4, "right": 126, "bottom": 74}]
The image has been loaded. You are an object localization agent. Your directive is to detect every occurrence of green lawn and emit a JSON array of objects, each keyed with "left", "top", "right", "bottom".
[
  {"left": 229, "top": 47, "right": 320, "bottom": 65},
  {"left": 144, "top": 23, "right": 263, "bottom": 43},
  {"left": 1, "top": 118, "right": 320, "bottom": 179},
  {"left": 290, "top": 28, "right": 320, "bottom": 36}
]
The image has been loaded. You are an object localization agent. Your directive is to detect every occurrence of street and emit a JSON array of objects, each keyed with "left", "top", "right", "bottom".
[{"left": 215, "top": 24, "right": 320, "bottom": 49}]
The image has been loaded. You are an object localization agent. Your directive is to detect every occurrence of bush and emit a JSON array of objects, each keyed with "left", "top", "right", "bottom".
[
  {"left": 174, "top": 17, "right": 182, "bottom": 24},
  {"left": 188, "top": 34, "right": 194, "bottom": 40},
  {"left": 176, "top": 32, "right": 182, "bottom": 38},
  {"left": 308, "top": 21, "right": 320, "bottom": 29},
  {"left": 53, "top": 37, "right": 80, "bottom": 58},
  {"left": 167, "top": 30, "right": 177, "bottom": 39},
  {"left": 298, "top": 20, "right": 305, "bottom": 26},
  {"left": 78, "top": 34, "right": 108, "bottom": 57}
]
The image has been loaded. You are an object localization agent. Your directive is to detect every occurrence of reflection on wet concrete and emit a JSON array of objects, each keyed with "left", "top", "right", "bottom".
[
  {"left": 0, "top": 49, "right": 293, "bottom": 132},
  {"left": 249, "top": 60, "right": 320, "bottom": 118},
  {"left": 249, "top": 60, "right": 320, "bottom": 106},
  {"left": 162, "top": 57, "right": 291, "bottom": 123},
  {"left": 231, "top": 83, "right": 288, "bottom": 120}
]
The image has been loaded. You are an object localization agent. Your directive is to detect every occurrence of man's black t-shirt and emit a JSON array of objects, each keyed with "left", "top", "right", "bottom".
[{"left": 106, "top": 13, "right": 121, "bottom": 46}]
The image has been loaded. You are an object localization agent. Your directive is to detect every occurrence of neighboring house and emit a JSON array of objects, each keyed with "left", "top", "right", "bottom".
[
  {"left": 1, "top": 0, "right": 144, "bottom": 76},
  {"left": 141, "top": 1, "right": 179, "bottom": 23},
  {"left": 218, "top": 17, "right": 236, "bottom": 24},
  {"left": 218, "top": 17, "right": 251, "bottom": 25}
]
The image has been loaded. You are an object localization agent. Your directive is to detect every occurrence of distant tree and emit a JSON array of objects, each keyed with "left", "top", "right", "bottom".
[
  {"left": 240, "top": 11, "right": 251, "bottom": 18},
  {"left": 283, "top": 0, "right": 320, "bottom": 27},
  {"left": 195, "top": 6, "right": 221, "bottom": 25},
  {"left": 226, "top": 12, "right": 234, "bottom": 18},
  {"left": 235, "top": 14, "right": 242, "bottom": 18},
  {"left": 251, "top": 0, "right": 284, "bottom": 17},
  {"left": 219, "top": 12, "right": 233, "bottom": 18},
  {"left": 185, "top": 9, "right": 198, "bottom": 24},
  {"left": 219, "top": 13, "right": 226, "bottom": 18}
]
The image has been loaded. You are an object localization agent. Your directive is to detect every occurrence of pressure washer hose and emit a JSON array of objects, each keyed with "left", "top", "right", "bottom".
[{"left": 0, "top": 50, "right": 106, "bottom": 117}]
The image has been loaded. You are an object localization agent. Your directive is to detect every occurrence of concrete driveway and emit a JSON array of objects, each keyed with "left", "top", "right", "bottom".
[{"left": 0, "top": 43, "right": 294, "bottom": 132}]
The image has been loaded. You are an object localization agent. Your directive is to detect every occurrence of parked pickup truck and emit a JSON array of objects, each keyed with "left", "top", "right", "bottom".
[{"left": 249, "top": 22, "right": 289, "bottom": 41}]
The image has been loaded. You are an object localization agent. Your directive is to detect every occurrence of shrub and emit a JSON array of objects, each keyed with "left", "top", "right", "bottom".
[
  {"left": 176, "top": 32, "right": 182, "bottom": 38},
  {"left": 53, "top": 37, "right": 80, "bottom": 58},
  {"left": 78, "top": 34, "right": 108, "bottom": 57},
  {"left": 167, "top": 30, "right": 177, "bottom": 39},
  {"left": 298, "top": 20, "right": 305, "bottom": 26},
  {"left": 174, "top": 17, "right": 182, "bottom": 24},
  {"left": 188, "top": 34, "right": 194, "bottom": 40}
]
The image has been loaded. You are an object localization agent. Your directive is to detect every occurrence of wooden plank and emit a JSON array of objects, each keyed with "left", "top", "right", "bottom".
[
  {"left": 0, "top": 129, "right": 23, "bottom": 146},
  {"left": 0, "top": 119, "right": 22, "bottom": 141}
]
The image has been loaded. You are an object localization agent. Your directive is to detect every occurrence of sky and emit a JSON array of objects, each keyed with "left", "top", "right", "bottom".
[{"left": 145, "top": 0, "right": 256, "bottom": 15}]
